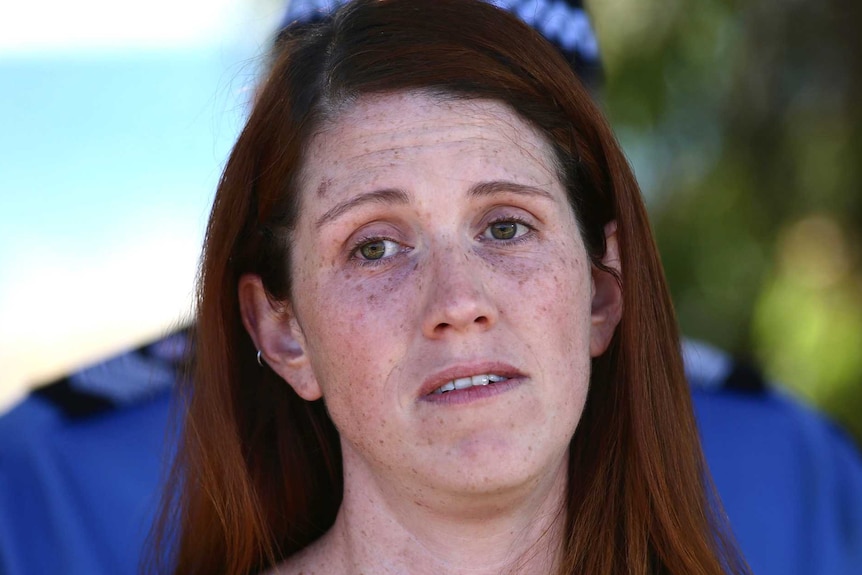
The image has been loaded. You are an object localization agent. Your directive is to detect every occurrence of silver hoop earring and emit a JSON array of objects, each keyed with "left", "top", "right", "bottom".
[{"left": 256, "top": 350, "right": 264, "bottom": 367}]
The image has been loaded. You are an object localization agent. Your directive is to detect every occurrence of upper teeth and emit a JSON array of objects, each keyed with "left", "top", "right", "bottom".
[{"left": 433, "top": 374, "right": 508, "bottom": 394}]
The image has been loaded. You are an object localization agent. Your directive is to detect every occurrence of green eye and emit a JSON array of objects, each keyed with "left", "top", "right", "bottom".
[
  {"left": 489, "top": 221, "right": 518, "bottom": 240},
  {"left": 360, "top": 240, "right": 388, "bottom": 260},
  {"left": 355, "top": 238, "right": 404, "bottom": 262}
]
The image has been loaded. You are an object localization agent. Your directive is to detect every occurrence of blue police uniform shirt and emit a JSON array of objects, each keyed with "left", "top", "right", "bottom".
[{"left": 1, "top": 332, "right": 861, "bottom": 575}]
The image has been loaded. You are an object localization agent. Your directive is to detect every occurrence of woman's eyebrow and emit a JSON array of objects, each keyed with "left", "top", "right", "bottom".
[
  {"left": 468, "top": 180, "right": 556, "bottom": 202},
  {"left": 314, "top": 180, "right": 553, "bottom": 228},
  {"left": 316, "top": 188, "right": 410, "bottom": 227}
]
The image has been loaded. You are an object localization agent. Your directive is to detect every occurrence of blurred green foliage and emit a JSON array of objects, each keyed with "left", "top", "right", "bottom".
[{"left": 589, "top": 0, "right": 862, "bottom": 442}]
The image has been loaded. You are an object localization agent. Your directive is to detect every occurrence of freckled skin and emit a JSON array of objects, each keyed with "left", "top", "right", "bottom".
[
  {"left": 296, "top": 92, "right": 591, "bottom": 491},
  {"left": 276, "top": 92, "right": 601, "bottom": 574}
]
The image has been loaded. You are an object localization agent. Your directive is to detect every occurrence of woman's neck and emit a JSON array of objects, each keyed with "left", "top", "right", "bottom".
[{"left": 281, "top": 444, "right": 570, "bottom": 575}]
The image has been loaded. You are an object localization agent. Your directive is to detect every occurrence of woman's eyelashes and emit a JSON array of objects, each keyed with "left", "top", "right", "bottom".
[
  {"left": 479, "top": 216, "right": 536, "bottom": 244},
  {"left": 347, "top": 216, "right": 539, "bottom": 267},
  {"left": 350, "top": 236, "right": 409, "bottom": 267}
]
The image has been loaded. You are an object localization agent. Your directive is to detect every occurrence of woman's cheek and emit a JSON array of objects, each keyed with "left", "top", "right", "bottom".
[
  {"left": 309, "top": 264, "right": 419, "bottom": 374},
  {"left": 484, "top": 242, "right": 587, "bottom": 297}
]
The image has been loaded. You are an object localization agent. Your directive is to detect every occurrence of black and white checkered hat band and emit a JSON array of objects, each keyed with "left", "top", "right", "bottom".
[{"left": 280, "top": 0, "right": 601, "bottom": 71}]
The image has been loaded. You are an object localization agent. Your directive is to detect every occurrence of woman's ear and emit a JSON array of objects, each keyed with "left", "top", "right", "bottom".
[
  {"left": 590, "top": 221, "right": 623, "bottom": 357},
  {"left": 238, "top": 274, "right": 322, "bottom": 401}
]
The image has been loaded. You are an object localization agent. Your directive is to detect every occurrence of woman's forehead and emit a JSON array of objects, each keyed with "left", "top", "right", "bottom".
[{"left": 301, "top": 92, "right": 559, "bottom": 188}]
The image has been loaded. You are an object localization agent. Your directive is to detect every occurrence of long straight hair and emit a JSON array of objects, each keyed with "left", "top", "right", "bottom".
[{"left": 151, "top": 1, "right": 750, "bottom": 573}]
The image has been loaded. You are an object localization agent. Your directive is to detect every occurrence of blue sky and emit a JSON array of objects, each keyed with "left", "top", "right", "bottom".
[{"left": 0, "top": 0, "right": 282, "bottom": 408}]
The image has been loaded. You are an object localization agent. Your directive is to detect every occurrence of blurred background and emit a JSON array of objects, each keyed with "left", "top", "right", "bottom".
[
  {"left": 590, "top": 0, "right": 862, "bottom": 443},
  {"left": 0, "top": 0, "right": 285, "bottom": 407},
  {"left": 0, "top": 0, "right": 860, "bottom": 442}
]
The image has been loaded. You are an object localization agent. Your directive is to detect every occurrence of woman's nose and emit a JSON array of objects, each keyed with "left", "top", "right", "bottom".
[{"left": 420, "top": 247, "right": 499, "bottom": 339}]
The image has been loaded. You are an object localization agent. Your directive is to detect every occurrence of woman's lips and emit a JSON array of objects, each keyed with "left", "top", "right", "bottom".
[
  {"left": 430, "top": 373, "right": 509, "bottom": 394},
  {"left": 421, "top": 376, "right": 523, "bottom": 405},
  {"left": 418, "top": 362, "right": 525, "bottom": 404}
]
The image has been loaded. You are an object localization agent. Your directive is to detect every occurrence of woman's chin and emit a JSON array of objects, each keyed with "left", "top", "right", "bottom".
[{"left": 406, "top": 436, "right": 569, "bottom": 504}]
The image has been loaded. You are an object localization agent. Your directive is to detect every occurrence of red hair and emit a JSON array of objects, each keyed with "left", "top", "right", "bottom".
[{"left": 151, "top": 1, "right": 750, "bottom": 573}]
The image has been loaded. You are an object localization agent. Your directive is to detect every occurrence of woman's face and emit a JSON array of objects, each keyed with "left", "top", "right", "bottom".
[{"left": 250, "top": 91, "right": 620, "bottom": 500}]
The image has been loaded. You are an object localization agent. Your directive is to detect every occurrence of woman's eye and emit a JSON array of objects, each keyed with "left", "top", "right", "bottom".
[
  {"left": 484, "top": 220, "right": 531, "bottom": 241},
  {"left": 355, "top": 238, "right": 401, "bottom": 261}
]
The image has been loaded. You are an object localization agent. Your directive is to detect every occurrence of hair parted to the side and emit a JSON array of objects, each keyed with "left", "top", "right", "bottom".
[{"left": 150, "top": 1, "right": 750, "bottom": 574}]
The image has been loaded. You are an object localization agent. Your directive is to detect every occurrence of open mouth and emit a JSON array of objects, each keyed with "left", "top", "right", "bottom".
[{"left": 430, "top": 374, "right": 509, "bottom": 394}]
